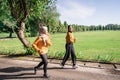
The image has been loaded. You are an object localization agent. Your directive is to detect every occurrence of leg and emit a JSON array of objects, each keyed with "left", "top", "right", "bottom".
[
  {"left": 40, "top": 54, "right": 48, "bottom": 78},
  {"left": 35, "top": 62, "right": 44, "bottom": 69},
  {"left": 61, "top": 44, "right": 70, "bottom": 66},
  {"left": 70, "top": 44, "right": 76, "bottom": 66},
  {"left": 34, "top": 55, "right": 44, "bottom": 74},
  {"left": 35, "top": 54, "right": 45, "bottom": 68}
]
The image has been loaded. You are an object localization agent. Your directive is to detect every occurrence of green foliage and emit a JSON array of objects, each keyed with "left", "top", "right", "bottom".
[
  {"left": 26, "top": 17, "right": 39, "bottom": 37},
  {"left": 24, "top": 46, "right": 37, "bottom": 55},
  {"left": 48, "top": 50, "right": 65, "bottom": 59},
  {"left": 0, "top": 0, "right": 60, "bottom": 35},
  {"left": 26, "top": 0, "right": 60, "bottom": 35},
  {"left": 0, "top": 0, "right": 16, "bottom": 34},
  {"left": 98, "top": 55, "right": 114, "bottom": 63},
  {"left": 76, "top": 51, "right": 85, "bottom": 60},
  {"left": 1, "top": 0, "right": 120, "bottom": 35},
  {"left": 54, "top": 51, "right": 65, "bottom": 58}
]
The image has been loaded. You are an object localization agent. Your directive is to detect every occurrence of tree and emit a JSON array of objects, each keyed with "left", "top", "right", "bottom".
[
  {"left": 0, "top": 0, "right": 16, "bottom": 37},
  {"left": 0, "top": 0, "right": 59, "bottom": 48},
  {"left": 3, "top": 20, "right": 16, "bottom": 37},
  {"left": 6, "top": 0, "right": 30, "bottom": 47}
]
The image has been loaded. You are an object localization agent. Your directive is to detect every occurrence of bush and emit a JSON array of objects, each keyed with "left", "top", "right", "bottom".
[{"left": 24, "top": 46, "right": 37, "bottom": 55}]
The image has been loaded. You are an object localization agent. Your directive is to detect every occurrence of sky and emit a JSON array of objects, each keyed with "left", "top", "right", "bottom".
[{"left": 57, "top": 0, "right": 120, "bottom": 26}]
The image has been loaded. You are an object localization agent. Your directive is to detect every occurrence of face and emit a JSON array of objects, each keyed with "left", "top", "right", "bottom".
[
  {"left": 44, "top": 29, "right": 48, "bottom": 34},
  {"left": 68, "top": 26, "right": 73, "bottom": 32},
  {"left": 39, "top": 27, "right": 48, "bottom": 35}
]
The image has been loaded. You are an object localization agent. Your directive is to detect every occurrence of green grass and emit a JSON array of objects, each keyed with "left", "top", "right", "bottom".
[
  {"left": 0, "top": 38, "right": 26, "bottom": 54},
  {"left": 0, "top": 32, "right": 17, "bottom": 38},
  {"left": 49, "top": 31, "right": 120, "bottom": 63},
  {"left": 0, "top": 31, "right": 120, "bottom": 63}
]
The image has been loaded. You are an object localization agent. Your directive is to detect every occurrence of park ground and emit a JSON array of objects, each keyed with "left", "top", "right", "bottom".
[
  {"left": 0, "top": 55, "right": 120, "bottom": 80},
  {"left": 1, "top": 31, "right": 120, "bottom": 63}
]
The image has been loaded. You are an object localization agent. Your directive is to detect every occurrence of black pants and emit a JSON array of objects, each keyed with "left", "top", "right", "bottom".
[
  {"left": 62, "top": 43, "right": 76, "bottom": 66},
  {"left": 35, "top": 54, "right": 48, "bottom": 75}
]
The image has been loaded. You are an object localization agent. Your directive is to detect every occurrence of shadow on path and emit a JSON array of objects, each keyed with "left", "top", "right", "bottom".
[
  {"left": 0, "top": 67, "right": 32, "bottom": 73},
  {"left": 0, "top": 66, "right": 73, "bottom": 79},
  {"left": 0, "top": 67, "right": 43, "bottom": 79}
]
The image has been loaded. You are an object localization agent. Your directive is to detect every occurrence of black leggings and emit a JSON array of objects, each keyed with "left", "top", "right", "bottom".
[
  {"left": 62, "top": 43, "right": 76, "bottom": 66},
  {"left": 35, "top": 54, "right": 48, "bottom": 75}
]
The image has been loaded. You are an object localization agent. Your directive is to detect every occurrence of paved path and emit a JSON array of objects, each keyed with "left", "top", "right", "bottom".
[{"left": 0, "top": 56, "right": 120, "bottom": 80}]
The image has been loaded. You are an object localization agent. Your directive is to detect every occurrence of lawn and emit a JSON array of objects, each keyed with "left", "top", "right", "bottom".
[{"left": 0, "top": 31, "right": 120, "bottom": 63}]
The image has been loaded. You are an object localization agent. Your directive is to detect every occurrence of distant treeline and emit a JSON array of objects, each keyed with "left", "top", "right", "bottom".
[
  {"left": 50, "top": 23, "right": 120, "bottom": 33},
  {"left": 72, "top": 24, "right": 120, "bottom": 32},
  {"left": 0, "top": 21, "right": 120, "bottom": 34}
]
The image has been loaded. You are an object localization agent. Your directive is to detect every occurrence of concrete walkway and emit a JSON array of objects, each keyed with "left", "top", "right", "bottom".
[
  {"left": 0, "top": 55, "right": 120, "bottom": 80},
  {"left": 6, "top": 55, "right": 120, "bottom": 70}
]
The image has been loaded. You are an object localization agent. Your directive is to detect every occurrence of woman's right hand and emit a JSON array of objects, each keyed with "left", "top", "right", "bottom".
[
  {"left": 38, "top": 50, "right": 42, "bottom": 53},
  {"left": 74, "top": 38, "right": 76, "bottom": 42}
]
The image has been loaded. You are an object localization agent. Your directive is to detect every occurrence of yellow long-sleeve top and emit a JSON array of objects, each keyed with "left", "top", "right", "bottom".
[
  {"left": 32, "top": 36, "right": 52, "bottom": 55},
  {"left": 66, "top": 32, "right": 76, "bottom": 44}
]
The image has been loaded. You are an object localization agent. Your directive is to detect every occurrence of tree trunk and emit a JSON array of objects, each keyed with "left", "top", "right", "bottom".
[
  {"left": 7, "top": 0, "right": 30, "bottom": 48},
  {"left": 8, "top": 27, "right": 13, "bottom": 38},
  {"left": 9, "top": 31, "right": 12, "bottom": 38},
  {"left": 16, "top": 21, "right": 30, "bottom": 48}
]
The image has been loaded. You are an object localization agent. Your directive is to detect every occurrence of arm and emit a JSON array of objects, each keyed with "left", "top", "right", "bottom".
[{"left": 32, "top": 37, "right": 40, "bottom": 51}]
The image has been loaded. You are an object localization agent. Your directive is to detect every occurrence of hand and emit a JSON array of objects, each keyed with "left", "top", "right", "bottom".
[
  {"left": 38, "top": 50, "right": 42, "bottom": 53},
  {"left": 74, "top": 38, "right": 76, "bottom": 42}
]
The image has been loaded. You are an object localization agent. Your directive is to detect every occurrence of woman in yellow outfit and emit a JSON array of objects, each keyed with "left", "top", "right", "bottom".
[
  {"left": 61, "top": 25, "right": 77, "bottom": 69},
  {"left": 32, "top": 26, "right": 52, "bottom": 78}
]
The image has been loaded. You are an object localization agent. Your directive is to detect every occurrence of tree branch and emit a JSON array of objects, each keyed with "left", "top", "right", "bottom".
[{"left": 7, "top": 0, "right": 18, "bottom": 20}]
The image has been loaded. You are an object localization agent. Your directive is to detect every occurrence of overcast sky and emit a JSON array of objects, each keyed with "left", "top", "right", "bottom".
[{"left": 57, "top": 0, "right": 120, "bottom": 26}]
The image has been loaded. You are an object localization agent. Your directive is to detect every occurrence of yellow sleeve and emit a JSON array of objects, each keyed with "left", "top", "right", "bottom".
[{"left": 32, "top": 37, "right": 40, "bottom": 51}]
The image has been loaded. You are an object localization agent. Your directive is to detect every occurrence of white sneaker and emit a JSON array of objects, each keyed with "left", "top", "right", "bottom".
[
  {"left": 72, "top": 65, "right": 78, "bottom": 69},
  {"left": 60, "top": 63, "right": 64, "bottom": 68}
]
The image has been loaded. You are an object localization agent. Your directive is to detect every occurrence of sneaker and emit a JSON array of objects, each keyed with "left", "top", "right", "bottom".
[
  {"left": 60, "top": 63, "right": 64, "bottom": 68},
  {"left": 72, "top": 65, "right": 78, "bottom": 69},
  {"left": 43, "top": 74, "right": 50, "bottom": 78},
  {"left": 34, "top": 67, "right": 37, "bottom": 74}
]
